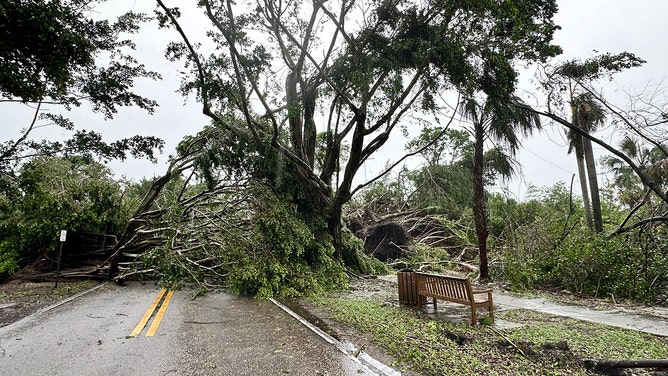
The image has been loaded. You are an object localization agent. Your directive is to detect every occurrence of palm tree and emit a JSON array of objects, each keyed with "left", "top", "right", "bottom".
[
  {"left": 461, "top": 96, "right": 541, "bottom": 280},
  {"left": 566, "top": 117, "right": 594, "bottom": 230},
  {"left": 604, "top": 136, "right": 668, "bottom": 207},
  {"left": 568, "top": 93, "right": 606, "bottom": 232}
]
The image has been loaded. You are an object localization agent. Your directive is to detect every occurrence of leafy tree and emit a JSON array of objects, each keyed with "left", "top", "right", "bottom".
[
  {"left": 103, "top": 124, "right": 351, "bottom": 296},
  {"left": 405, "top": 128, "right": 472, "bottom": 168},
  {"left": 0, "top": 0, "right": 164, "bottom": 177},
  {"left": 518, "top": 54, "right": 668, "bottom": 235},
  {"left": 0, "top": 156, "right": 126, "bottom": 280},
  {"left": 533, "top": 52, "right": 645, "bottom": 233},
  {"left": 404, "top": 127, "right": 514, "bottom": 217},
  {"left": 157, "top": 0, "right": 561, "bottom": 270},
  {"left": 603, "top": 136, "right": 668, "bottom": 207}
]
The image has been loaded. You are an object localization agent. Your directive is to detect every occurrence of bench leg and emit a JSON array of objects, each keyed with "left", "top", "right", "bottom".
[
  {"left": 489, "top": 293, "right": 494, "bottom": 321},
  {"left": 471, "top": 307, "right": 477, "bottom": 326}
]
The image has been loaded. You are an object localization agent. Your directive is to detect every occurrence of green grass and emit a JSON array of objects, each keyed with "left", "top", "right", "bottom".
[
  {"left": 499, "top": 309, "right": 668, "bottom": 360},
  {"left": 309, "top": 296, "right": 668, "bottom": 376},
  {"left": 0, "top": 280, "right": 99, "bottom": 303}
]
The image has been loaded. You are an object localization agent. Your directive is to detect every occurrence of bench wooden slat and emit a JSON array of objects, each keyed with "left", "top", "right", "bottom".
[{"left": 415, "top": 272, "right": 494, "bottom": 326}]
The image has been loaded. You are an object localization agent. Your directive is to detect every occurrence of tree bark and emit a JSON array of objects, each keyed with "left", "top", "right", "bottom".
[
  {"left": 575, "top": 149, "right": 594, "bottom": 230},
  {"left": 583, "top": 137, "right": 603, "bottom": 232},
  {"left": 579, "top": 105, "right": 603, "bottom": 232},
  {"left": 473, "top": 122, "right": 490, "bottom": 280},
  {"left": 328, "top": 208, "right": 361, "bottom": 271},
  {"left": 584, "top": 359, "right": 668, "bottom": 370},
  {"left": 325, "top": 115, "right": 366, "bottom": 270}
]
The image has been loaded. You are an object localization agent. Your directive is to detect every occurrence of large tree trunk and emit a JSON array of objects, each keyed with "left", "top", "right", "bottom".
[
  {"left": 579, "top": 106, "right": 603, "bottom": 232},
  {"left": 328, "top": 208, "right": 361, "bottom": 271},
  {"left": 473, "top": 122, "right": 490, "bottom": 280},
  {"left": 575, "top": 150, "right": 594, "bottom": 230},
  {"left": 324, "top": 116, "right": 369, "bottom": 271},
  {"left": 582, "top": 138, "right": 603, "bottom": 232}
]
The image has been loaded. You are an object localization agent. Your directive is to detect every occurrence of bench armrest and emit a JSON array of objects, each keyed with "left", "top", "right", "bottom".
[{"left": 472, "top": 289, "right": 493, "bottom": 294}]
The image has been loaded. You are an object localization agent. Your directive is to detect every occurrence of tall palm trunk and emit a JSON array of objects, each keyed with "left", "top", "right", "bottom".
[
  {"left": 582, "top": 136, "right": 603, "bottom": 232},
  {"left": 579, "top": 105, "right": 603, "bottom": 232},
  {"left": 575, "top": 148, "right": 594, "bottom": 230},
  {"left": 473, "top": 122, "right": 490, "bottom": 280}
]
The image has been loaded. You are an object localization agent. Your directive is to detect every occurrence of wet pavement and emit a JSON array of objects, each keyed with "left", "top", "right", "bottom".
[
  {"left": 2, "top": 275, "right": 666, "bottom": 376},
  {"left": 379, "top": 275, "right": 668, "bottom": 336},
  {"left": 0, "top": 282, "right": 400, "bottom": 375},
  {"left": 493, "top": 293, "right": 668, "bottom": 336},
  {"left": 176, "top": 290, "right": 399, "bottom": 376}
]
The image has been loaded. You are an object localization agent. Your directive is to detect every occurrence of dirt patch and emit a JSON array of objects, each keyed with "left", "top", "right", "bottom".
[{"left": 0, "top": 279, "right": 101, "bottom": 327}]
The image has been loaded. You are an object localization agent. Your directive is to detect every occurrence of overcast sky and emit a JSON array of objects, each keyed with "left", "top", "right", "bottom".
[
  {"left": 506, "top": 1, "right": 668, "bottom": 199},
  {"left": 4, "top": 1, "right": 667, "bottom": 200}
]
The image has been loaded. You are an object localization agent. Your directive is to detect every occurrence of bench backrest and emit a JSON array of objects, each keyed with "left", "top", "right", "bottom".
[{"left": 415, "top": 272, "right": 473, "bottom": 305}]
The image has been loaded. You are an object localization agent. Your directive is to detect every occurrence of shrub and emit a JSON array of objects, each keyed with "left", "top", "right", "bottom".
[{"left": 0, "top": 156, "right": 127, "bottom": 277}]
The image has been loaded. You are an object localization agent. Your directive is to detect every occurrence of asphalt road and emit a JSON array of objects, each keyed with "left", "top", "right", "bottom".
[{"left": 0, "top": 282, "right": 393, "bottom": 376}]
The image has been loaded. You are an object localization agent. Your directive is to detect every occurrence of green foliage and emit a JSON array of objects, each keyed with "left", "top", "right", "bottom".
[
  {"left": 406, "top": 164, "right": 474, "bottom": 215},
  {"left": 602, "top": 136, "right": 668, "bottom": 207},
  {"left": 0, "top": 0, "right": 159, "bottom": 111},
  {"left": 0, "top": 246, "right": 19, "bottom": 282},
  {"left": 557, "top": 52, "right": 645, "bottom": 81},
  {"left": 491, "top": 184, "right": 667, "bottom": 303},
  {"left": 226, "top": 190, "right": 348, "bottom": 298},
  {"left": 399, "top": 243, "right": 453, "bottom": 273},
  {"left": 0, "top": 0, "right": 163, "bottom": 177},
  {"left": 163, "top": 0, "right": 563, "bottom": 272},
  {"left": 405, "top": 127, "right": 472, "bottom": 167},
  {"left": 549, "top": 231, "right": 668, "bottom": 302},
  {"left": 0, "top": 156, "right": 127, "bottom": 278},
  {"left": 359, "top": 172, "right": 409, "bottom": 214}
]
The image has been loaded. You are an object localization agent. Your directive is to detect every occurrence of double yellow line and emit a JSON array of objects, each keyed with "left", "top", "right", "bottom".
[{"left": 129, "top": 288, "right": 174, "bottom": 337}]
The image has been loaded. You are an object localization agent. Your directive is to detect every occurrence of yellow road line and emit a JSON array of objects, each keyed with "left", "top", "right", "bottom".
[
  {"left": 129, "top": 288, "right": 167, "bottom": 338},
  {"left": 146, "top": 290, "right": 174, "bottom": 337}
]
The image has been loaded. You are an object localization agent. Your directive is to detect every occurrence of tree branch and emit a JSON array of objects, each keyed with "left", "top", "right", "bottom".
[{"left": 1, "top": 102, "right": 42, "bottom": 161}]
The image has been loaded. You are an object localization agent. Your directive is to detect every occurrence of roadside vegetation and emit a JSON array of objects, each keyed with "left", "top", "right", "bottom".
[
  {"left": 0, "top": 280, "right": 100, "bottom": 327},
  {"left": 310, "top": 294, "right": 668, "bottom": 376}
]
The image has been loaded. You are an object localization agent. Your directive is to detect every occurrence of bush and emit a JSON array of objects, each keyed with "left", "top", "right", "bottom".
[
  {"left": 0, "top": 156, "right": 127, "bottom": 276},
  {"left": 0, "top": 248, "right": 19, "bottom": 282},
  {"left": 551, "top": 231, "right": 668, "bottom": 302}
]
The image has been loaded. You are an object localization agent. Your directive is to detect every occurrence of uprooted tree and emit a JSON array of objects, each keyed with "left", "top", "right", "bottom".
[{"left": 127, "top": 0, "right": 562, "bottom": 281}]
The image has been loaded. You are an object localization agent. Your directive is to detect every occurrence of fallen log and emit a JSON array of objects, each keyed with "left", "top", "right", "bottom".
[{"left": 584, "top": 358, "right": 668, "bottom": 371}]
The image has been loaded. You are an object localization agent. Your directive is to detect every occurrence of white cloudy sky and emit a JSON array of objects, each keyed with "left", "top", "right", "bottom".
[{"left": 4, "top": 1, "right": 667, "bottom": 200}]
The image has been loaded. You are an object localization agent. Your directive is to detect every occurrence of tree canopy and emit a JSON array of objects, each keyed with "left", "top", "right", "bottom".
[
  {"left": 156, "top": 0, "right": 562, "bottom": 269},
  {"left": 0, "top": 0, "right": 164, "bottom": 177}
]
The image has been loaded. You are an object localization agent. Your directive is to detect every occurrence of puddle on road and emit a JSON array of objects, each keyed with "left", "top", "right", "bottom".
[{"left": 278, "top": 298, "right": 342, "bottom": 341}]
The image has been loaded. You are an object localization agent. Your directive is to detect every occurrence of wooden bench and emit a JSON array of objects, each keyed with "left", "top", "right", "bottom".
[{"left": 415, "top": 272, "right": 494, "bottom": 326}]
